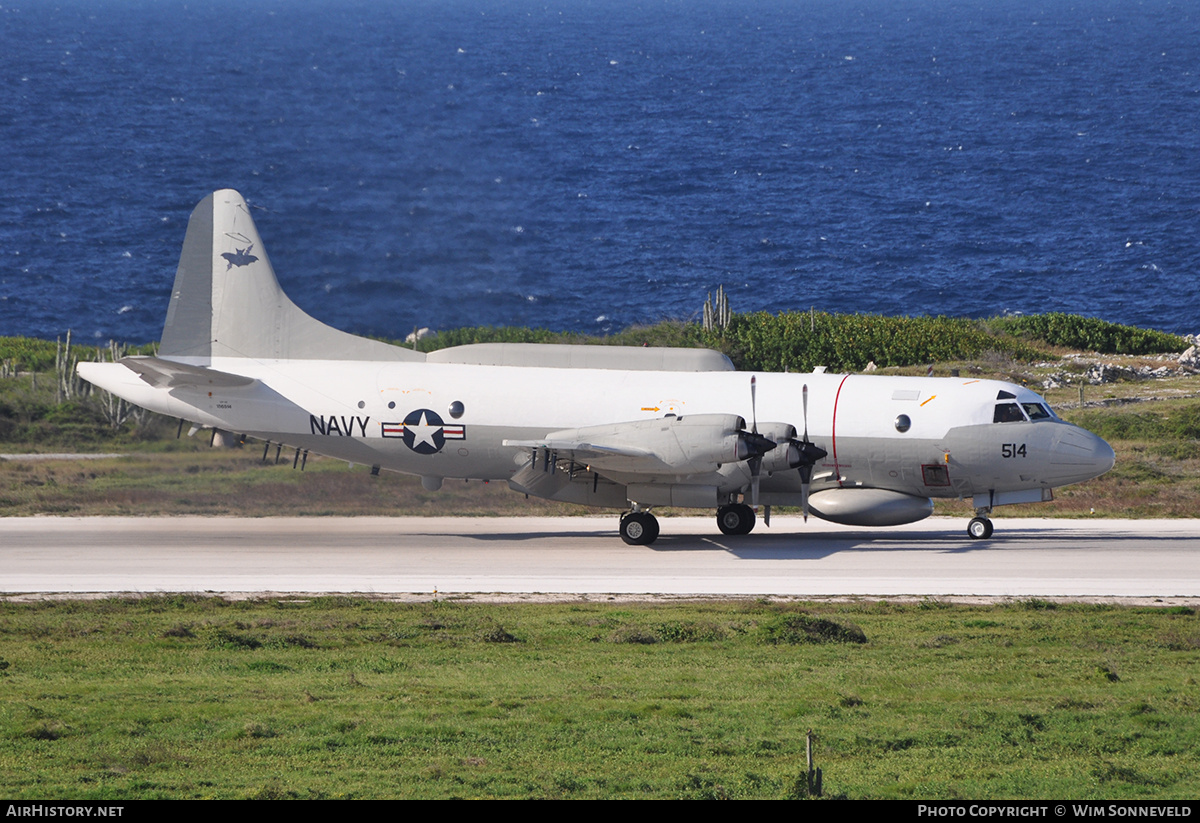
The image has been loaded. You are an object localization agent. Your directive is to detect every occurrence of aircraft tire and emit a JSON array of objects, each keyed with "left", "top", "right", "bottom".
[
  {"left": 717, "top": 503, "right": 756, "bottom": 536},
  {"left": 967, "top": 516, "right": 994, "bottom": 540},
  {"left": 620, "top": 512, "right": 660, "bottom": 545}
]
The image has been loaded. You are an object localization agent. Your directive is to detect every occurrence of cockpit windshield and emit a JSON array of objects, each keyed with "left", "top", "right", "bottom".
[
  {"left": 994, "top": 403, "right": 1026, "bottom": 423},
  {"left": 993, "top": 391, "right": 1056, "bottom": 423}
]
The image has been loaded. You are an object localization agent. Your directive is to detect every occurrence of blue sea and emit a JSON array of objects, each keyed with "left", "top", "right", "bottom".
[{"left": 2, "top": 0, "right": 1198, "bottom": 344}]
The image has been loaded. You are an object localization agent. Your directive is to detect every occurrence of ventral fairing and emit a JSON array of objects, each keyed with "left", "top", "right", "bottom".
[{"left": 79, "top": 191, "right": 1114, "bottom": 544}]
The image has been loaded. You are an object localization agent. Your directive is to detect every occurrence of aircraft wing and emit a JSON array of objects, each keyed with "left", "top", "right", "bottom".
[
  {"left": 504, "top": 413, "right": 754, "bottom": 476},
  {"left": 502, "top": 437, "right": 657, "bottom": 462},
  {"left": 117, "top": 356, "right": 259, "bottom": 390}
]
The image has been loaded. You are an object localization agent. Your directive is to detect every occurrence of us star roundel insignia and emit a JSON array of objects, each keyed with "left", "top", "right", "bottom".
[{"left": 381, "top": 409, "right": 466, "bottom": 454}]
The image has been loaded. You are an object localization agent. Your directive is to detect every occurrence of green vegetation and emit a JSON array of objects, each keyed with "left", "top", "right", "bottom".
[
  {"left": 1070, "top": 405, "right": 1200, "bottom": 445},
  {"left": 716, "top": 311, "right": 1042, "bottom": 372},
  {"left": 414, "top": 311, "right": 1056, "bottom": 373},
  {"left": 2, "top": 312, "right": 1188, "bottom": 381},
  {"left": 0, "top": 597, "right": 1196, "bottom": 799},
  {"left": 409, "top": 311, "right": 1188, "bottom": 373},
  {"left": 0, "top": 336, "right": 60, "bottom": 373},
  {"left": 0, "top": 335, "right": 157, "bottom": 377},
  {"left": 992, "top": 313, "right": 1186, "bottom": 356}
]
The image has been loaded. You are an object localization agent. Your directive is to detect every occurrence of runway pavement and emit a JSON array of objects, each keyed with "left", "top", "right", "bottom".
[{"left": 1, "top": 515, "right": 1197, "bottom": 600}]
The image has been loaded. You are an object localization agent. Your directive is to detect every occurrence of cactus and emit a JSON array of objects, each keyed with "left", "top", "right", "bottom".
[{"left": 702, "top": 285, "right": 731, "bottom": 332}]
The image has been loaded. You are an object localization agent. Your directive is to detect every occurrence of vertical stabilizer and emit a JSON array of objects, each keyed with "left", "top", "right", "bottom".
[{"left": 159, "top": 190, "right": 423, "bottom": 362}]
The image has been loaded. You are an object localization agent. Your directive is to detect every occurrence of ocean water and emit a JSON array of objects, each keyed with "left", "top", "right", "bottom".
[{"left": 2, "top": 0, "right": 1198, "bottom": 344}]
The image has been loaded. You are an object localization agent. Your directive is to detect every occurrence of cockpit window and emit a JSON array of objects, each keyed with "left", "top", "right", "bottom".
[
  {"left": 994, "top": 403, "right": 1027, "bottom": 423},
  {"left": 1022, "top": 402, "right": 1052, "bottom": 420}
]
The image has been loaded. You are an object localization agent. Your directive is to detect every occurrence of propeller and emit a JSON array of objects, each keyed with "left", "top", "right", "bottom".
[
  {"left": 737, "top": 378, "right": 825, "bottom": 517},
  {"left": 795, "top": 383, "right": 828, "bottom": 521},
  {"left": 739, "top": 376, "right": 776, "bottom": 508}
]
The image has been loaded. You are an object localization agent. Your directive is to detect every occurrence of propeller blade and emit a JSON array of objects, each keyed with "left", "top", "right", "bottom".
[
  {"left": 739, "top": 374, "right": 798, "bottom": 508},
  {"left": 794, "top": 384, "right": 827, "bottom": 521},
  {"left": 744, "top": 375, "right": 776, "bottom": 508},
  {"left": 737, "top": 375, "right": 775, "bottom": 461},
  {"left": 750, "top": 375, "right": 758, "bottom": 434},
  {"left": 800, "top": 463, "right": 813, "bottom": 522},
  {"left": 802, "top": 383, "right": 809, "bottom": 442}
]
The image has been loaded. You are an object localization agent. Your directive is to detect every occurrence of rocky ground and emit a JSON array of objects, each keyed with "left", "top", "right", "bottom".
[{"left": 1038, "top": 333, "right": 1200, "bottom": 394}]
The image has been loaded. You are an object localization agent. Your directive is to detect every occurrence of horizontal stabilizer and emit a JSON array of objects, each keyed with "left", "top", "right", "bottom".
[{"left": 118, "top": 356, "right": 259, "bottom": 390}]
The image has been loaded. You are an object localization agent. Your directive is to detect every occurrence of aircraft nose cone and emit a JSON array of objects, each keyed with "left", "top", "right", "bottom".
[{"left": 1050, "top": 425, "right": 1115, "bottom": 482}]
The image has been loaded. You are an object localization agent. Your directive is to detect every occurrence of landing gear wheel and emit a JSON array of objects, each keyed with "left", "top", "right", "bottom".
[
  {"left": 967, "top": 516, "right": 994, "bottom": 540},
  {"left": 620, "top": 512, "right": 660, "bottom": 545},
  {"left": 716, "top": 503, "right": 756, "bottom": 536}
]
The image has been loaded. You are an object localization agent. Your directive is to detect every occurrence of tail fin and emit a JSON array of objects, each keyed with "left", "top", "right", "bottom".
[{"left": 159, "top": 190, "right": 423, "bottom": 362}]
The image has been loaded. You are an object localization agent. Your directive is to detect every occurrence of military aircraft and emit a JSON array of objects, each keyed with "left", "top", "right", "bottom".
[{"left": 78, "top": 190, "right": 1115, "bottom": 544}]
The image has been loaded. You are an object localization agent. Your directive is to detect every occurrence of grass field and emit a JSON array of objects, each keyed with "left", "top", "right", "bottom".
[{"left": 1, "top": 597, "right": 1198, "bottom": 799}]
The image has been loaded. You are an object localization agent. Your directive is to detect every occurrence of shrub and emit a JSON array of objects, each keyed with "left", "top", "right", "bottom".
[
  {"left": 993, "top": 313, "right": 1185, "bottom": 355},
  {"left": 759, "top": 615, "right": 867, "bottom": 645}
]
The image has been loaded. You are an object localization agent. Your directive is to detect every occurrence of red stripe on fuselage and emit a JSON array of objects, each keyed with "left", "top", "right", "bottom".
[{"left": 831, "top": 374, "right": 851, "bottom": 487}]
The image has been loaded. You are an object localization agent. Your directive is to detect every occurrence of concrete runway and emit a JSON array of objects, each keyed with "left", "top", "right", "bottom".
[{"left": 1, "top": 515, "right": 1197, "bottom": 600}]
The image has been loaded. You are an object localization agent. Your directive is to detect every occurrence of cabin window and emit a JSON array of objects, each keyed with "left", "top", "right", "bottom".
[
  {"left": 894, "top": 414, "right": 911, "bottom": 433},
  {"left": 993, "top": 403, "right": 1027, "bottom": 423}
]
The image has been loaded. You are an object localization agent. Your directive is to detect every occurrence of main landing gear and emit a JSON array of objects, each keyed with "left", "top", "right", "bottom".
[
  {"left": 716, "top": 503, "right": 756, "bottom": 536},
  {"left": 619, "top": 510, "right": 660, "bottom": 545},
  {"left": 619, "top": 502, "right": 759, "bottom": 545},
  {"left": 967, "top": 514, "right": 994, "bottom": 540}
]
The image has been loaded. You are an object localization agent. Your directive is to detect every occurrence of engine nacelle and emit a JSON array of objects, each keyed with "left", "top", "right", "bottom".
[
  {"left": 757, "top": 423, "right": 802, "bottom": 472},
  {"left": 533, "top": 413, "right": 747, "bottom": 476},
  {"left": 676, "top": 414, "right": 756, "bottom": 468},
  {"left": 808, "top": 488, "right": 933, "bottom": 526}
]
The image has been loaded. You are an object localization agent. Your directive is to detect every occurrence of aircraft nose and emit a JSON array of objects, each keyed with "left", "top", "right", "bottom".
[{"left": 1050, "top": 424, "right": 1115, "bottom": 483}]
